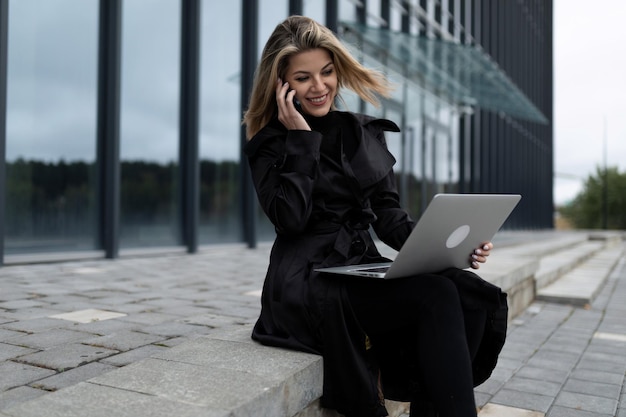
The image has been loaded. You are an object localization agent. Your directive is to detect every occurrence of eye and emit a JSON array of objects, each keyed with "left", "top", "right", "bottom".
[
  {"left": 322, "top": 68, "right": 334, "bottom": 76},
  {"left": 295, "top": 76, "right": 308, "bottom": 82}
]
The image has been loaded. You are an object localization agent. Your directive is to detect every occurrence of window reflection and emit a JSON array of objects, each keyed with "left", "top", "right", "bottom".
[
  {"left": 199, "top": 1, "right": 244, "bottom": 243},
  {"left": 5, "top": 0, "right": 98, "bottom": 254},
  {"left": 119, "top": 0, "right": 181, "bottom": 248}
]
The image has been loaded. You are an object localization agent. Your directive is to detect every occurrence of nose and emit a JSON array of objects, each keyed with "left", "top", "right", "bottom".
[{"left": 311, "top": 76, "right": 324, "bottom": 92}]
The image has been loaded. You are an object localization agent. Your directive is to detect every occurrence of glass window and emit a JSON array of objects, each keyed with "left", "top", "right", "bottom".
[
  {"left": 304, "top": 0, "right": 326, "bottom": 24},
  {"left": 119, "top": 0, "right": 181, "bottom": 249},
  {"left": 5, "top": 0, "right": 99, "bottom": 255},
  {"left": 198, "top": 1, "right": 244, "bottom": 243}
]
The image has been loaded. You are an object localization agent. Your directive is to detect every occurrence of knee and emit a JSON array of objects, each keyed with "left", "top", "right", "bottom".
[{"left": 420, "top": 274, "right": 461, "bottom": 305}]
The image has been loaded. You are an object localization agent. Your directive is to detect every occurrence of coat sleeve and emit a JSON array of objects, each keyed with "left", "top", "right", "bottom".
[
  {"left": 368, "top": 130, "right": 415, "bottom": 251},
  {"left": 246, "top": 129, "right": 323, "bottom": 235}
]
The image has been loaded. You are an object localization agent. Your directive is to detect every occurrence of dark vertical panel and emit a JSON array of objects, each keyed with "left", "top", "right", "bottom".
[
  {"left": 380, "top": 0, "right": 390, "bottom": 27},
  {"left": 241, "top": 0, "right": 258, "bottom": 248},
  {"left": 179, "top": 0, "right": 201, "bottom": 253},
  {"left": 357, "top": 0, "right": 367, "bottom": 23},
  {"left": 418, "top": 0, "right": 427, "bottom": 35},
  {"left": 459, "top": 114, "right": 467, "bottom": 193},
  {"left": 405, "top": 0, "right": 413, "bottom": 34},
  {"left": 473, "top": 0, "right": 480, "bottom": 44},
  {"left": 289, "top": 0, "right": 303, "bottom": 15},
  {"left": 447, "top": 0, "right": 454, "bottom": 34},
  {"left": 434, "top": 0, "right": 442, "bottom": 38},
  {"left": 460, "top": 0, "right": 466, "bottom": 43},
  {"left": 0, "top": 0, "right": 7, "bottom": 264},
  {"left": 326, "top": 0, "right": 338, "bottom": 32},
  {"left": 96, "top": 0, "right": 122, "bottom": 259}
]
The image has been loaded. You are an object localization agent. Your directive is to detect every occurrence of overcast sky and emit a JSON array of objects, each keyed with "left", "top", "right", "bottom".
[{"left": 553, "top": 0, "right": 626, "bottom": 205}]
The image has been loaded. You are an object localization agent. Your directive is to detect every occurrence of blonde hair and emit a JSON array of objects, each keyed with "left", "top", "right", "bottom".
[{"left": 243, "top": 15, "right": 393, "bottom": 139}]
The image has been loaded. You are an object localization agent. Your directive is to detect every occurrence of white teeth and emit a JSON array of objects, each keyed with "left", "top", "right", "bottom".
[{"left": 309, "top": 95, "right": 326, "bottom": 103}]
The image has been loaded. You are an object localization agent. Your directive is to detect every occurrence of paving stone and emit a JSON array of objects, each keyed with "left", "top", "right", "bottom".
[
  {"left": 490, "top": 389, "right": 553, "bottom": 413},
  {"left": 554, "top": 391, "right": 618, "bottom": 415},
  {"left": 479, "top": 403, "right": 544, "bottom": 417},
  {"left": 0, "top": 317, "right": 15, "bottom": 326},
  {"left": 117, "top": 312, "right": 181, "bottom": 326},
  {"left": 0, "top": 386, "right": 47, "bottom": 411},
  {"left": 0, "top": 318, "right": 72, "bottom": 334},
  {"left": 139, "top": 321, "right": 213, "bottom": 338},
  {"left": 31, "top": 362, "right": 117, "bottom": 391},
  {"left": 526, "top": 350, "right": 579, "bottom": 372},
  {"left": 570, "top": 368, "right": 624, "bottom": 386},
  {"left": 502, "top": 377, "right": 562, "bottom": 398},
  {"left": 548, "top": 405, "right": 613, "bottom": 417},
  {"left": 474, "top": 391, "right": 491, "bottom": 408},
  {"left": 8, "top": 329, "right": 98, "bottom": 350},
  {"left": 0, "top": 307, "right": 66, "bottom": 321},
  {"left": 150, "top": 333, "right": 191, "bottom": 347},
  {"left": 475, "top": 378, "right": 505, "bottom": 396},
  {"left": 1, "top": 382, "right": 218, "bottom": 417},
  {"left": 84, "top": 330, "right": 166, "bottom": 351},
  {"left": 0, "top": 362, "right": 56, "bottom": 391},
  {"left": 16, "top": 343, "right": 118, "bottom": 372},
  {"left": 515, "top": 366, "right": 570, "bottom": 384},
  {"left": 0, "top": 343, "right": 37, "bottom": 361},
  {"left": 0, "top": 329, "right": 24, "bottom": 343},
  {"left": 577, "top": 356, "right": 626, "bottom": 374},
  {"left": 99, "top": 344, "right": 169, "bottom": 367},
  {"left": 181, "top": 313, "right": 246, "bottom": 328},
  {"left": 563, "top": 378, "right": 621, "bottom": 399},
  {"left": 70, "top": 318, "right": 143, "bottom": 335},
  {"left": 49, "top": 309, "right": 127, "bottom": 324},
  {"left": 0, "top": 300, "right": 46, "bottom": 310}
]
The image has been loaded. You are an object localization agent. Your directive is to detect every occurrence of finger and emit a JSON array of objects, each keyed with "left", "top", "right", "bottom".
[
  {"left": 471, "top": 253, "right": 487, "bottom": 264},
  {"left": 276, "top": 80, "right": 287, "bottom": 104}
]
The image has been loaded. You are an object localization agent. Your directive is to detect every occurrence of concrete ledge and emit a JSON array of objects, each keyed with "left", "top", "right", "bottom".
[{"left": 3, "top": 326, "right": 325, "bottom": 417}]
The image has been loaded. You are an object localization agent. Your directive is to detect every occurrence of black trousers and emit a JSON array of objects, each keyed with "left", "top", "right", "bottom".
[{"left": 346, "top": 272, "right": 486, "bottom": 417}]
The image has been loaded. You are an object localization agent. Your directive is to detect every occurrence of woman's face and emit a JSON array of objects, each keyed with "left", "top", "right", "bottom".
[{"left": 284, "top": 48, "right": 338, "bottom": 117}]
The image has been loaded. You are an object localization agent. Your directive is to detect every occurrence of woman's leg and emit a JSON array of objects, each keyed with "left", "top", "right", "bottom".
[{"left": 346, "top": 274, "right": 478, "bottom": 417}]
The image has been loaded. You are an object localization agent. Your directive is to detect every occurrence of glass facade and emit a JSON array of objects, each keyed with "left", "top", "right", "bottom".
[
  {"left": 5, "top": 0, "right": 99, "bottom": 255},
  {"left": 119, "top": 0, "right": 181, "bottom": 249},
  {"left": 199, "top": 1, "right": 243, "bottom": 244},
  {"left": 0, "top": 0, "right": 553, "bottom": 265}
]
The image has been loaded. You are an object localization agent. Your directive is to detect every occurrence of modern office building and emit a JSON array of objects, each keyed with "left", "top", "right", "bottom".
[{"left": 0, "top": 0, "right": 552, "bottom": 265}]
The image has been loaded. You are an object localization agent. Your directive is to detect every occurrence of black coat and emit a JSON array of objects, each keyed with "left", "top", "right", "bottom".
[{"left": 244, "top": 112, "right": 506, "bottom": 417}]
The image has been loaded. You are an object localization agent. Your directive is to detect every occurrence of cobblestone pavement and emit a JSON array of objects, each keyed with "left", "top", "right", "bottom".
[
  {"left": 476, "top": 255, "right": 626, "bottom": 417},
  {"left": 0, "top": 237, "right": 625, "bottom": 416}
]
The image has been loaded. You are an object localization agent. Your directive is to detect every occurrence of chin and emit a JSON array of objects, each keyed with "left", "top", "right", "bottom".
[{"left": 304, "top": 104, "right": 332, "bottom": 117}]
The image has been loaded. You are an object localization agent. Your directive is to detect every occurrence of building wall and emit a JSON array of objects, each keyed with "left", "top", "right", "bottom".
[{"left": 0, "top": 0, "right": 553, "bottom": 265}]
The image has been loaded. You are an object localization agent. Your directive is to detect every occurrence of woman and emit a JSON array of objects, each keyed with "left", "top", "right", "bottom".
[{"left": 243, "top": 16, "right": 507, "bottom": 417}]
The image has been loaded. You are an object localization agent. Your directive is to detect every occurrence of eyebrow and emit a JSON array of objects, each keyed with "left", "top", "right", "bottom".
[{"left": 291, "top": 62, "right": 334, "bottom": 76}]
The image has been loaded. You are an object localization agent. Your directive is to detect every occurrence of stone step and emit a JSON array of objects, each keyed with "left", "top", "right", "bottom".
[
  {"left": 536, "top": 243, "right": 625, "bottom": 306},
  {"left": 534, "top": 240, "right": 605, "bottom": 290}
]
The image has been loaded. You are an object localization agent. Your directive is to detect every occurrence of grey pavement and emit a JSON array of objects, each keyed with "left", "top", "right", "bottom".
[{"left": 0, "top": 233, "right": 625, "bottom": 416}]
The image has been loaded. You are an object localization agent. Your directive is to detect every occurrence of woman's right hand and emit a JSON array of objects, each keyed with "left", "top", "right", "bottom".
[{"left": 276, "top": 79, "right": 311, "bottom": 131}]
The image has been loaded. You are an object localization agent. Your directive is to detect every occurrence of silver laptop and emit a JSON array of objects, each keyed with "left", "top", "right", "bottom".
[{"left": 315, "top": 193, "right": 521, "bottom": 279}]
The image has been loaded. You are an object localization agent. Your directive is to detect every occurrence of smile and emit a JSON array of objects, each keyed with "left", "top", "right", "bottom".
[{"left": 307, "top": 94, "right": 328, "bottom": 105}]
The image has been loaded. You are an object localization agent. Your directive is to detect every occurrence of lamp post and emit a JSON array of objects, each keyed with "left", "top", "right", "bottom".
[{"left": 602, "top": 116, "right": 608, "bottom": 230}]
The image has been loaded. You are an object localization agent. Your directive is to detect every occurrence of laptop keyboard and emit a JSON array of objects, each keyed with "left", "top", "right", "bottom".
[{"left": 352, "top": 266, "right": 390, "bottom": 273}]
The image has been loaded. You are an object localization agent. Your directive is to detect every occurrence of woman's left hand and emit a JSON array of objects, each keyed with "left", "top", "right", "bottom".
[{"left": 470, "top": 242, "right": 493, "bottom": 269}]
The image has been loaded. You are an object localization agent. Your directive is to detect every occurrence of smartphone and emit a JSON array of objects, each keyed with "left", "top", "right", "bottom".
[{"left": 288, "top": 89, "right": 302, "bottom": 111}]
